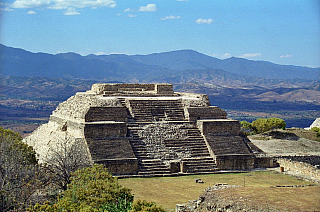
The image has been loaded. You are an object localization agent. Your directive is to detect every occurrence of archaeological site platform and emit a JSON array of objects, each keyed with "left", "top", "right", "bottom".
[{"left": 24, "top": 83, "right": 273, "bottom": 177}]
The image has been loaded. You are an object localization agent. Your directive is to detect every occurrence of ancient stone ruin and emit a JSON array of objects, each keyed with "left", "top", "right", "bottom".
[{"left": 24, "top": 83, "right": 272, "bottom": 176}]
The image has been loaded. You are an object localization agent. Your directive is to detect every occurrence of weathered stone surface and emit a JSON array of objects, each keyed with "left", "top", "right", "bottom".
[{"left": 24, "top": 83, "right": 271, "bottom": 176}]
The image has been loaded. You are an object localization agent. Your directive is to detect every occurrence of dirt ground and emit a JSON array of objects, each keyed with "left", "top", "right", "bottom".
[{"left": 249, "top": 132, "right": 320, "bottom": 156}]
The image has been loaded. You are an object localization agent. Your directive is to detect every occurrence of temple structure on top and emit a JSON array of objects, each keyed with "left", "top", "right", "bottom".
[{"left": 24, "top": 83, "right": 273, "bottom": 176}]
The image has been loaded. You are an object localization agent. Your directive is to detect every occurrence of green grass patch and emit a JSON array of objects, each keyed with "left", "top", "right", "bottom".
[{"left": 119, "top": 171, "right": 318, "bottom": 211}]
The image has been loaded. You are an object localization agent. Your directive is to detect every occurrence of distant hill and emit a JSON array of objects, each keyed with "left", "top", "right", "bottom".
[{"left": 1, "top": 44, "right": 319, "bottom": 81}]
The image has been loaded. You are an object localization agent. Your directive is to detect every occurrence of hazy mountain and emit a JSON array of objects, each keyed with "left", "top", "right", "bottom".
[{"left": 1, "top": 44, "right": 319, "bottom": 81}]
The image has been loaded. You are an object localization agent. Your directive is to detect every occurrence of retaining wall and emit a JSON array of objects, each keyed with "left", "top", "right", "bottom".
[
  {"left": 84, "top": 122, "right": 127, "bottom": 138},
  {"left": 216, "top": 154, "right": 255, "bottom": 170},
  {"left": 85, "top": 107, "right": 128, "bottom": 122},
  {"left": 96, "top": 158, "right": 138, "bottom": 175},
  {"left": 197, "top": 119, "right": 240, "bottom": 135},
  {"left": 186, "top": 106, "right": 227, "bottom": 122},
  {"left": 276, "top": 156, "right": 320, "bottom": 182}
]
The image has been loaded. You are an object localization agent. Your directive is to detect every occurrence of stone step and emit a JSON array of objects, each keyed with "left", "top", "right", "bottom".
[{"left": 138, "top": 170, "right": 172, "bottom": 175}]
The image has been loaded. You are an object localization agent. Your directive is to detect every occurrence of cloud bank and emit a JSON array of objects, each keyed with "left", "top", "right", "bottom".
[{"left": 6, "top": 0, "right": 116, "bottom": 15}]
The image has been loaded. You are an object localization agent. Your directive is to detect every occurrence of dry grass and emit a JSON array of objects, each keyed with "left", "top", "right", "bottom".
[{"left": 119, "top": 171, "right": 320, "bottom": 211}]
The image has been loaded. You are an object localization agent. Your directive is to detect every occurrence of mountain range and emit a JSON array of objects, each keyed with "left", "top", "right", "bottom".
[
  {"left": 0, "top": 44, "right": 320, "bottom": 129},
  {"left": 1, "top": 44, "right": 319, "bottom": 82}
]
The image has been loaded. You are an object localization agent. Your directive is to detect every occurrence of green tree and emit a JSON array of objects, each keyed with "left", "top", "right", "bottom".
[
  {"left": 130, "top": 199, "right": 165, "bottom": 212},
  {"left": 252, "top": 118, "right": 286, "bottom": 134},
  {"left": 29, "top": 164, "right": 134, "bottom": 211},
  {"left": 0, "top": 127, "right": 47, "bottom": 211},
  {"left": 240, "top": 121, "right": 253, "bottom": 135}
]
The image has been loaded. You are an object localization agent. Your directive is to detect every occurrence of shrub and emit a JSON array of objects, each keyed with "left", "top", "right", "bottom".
[
  {"left": 130, "top": 199, "right": 165, "bottom": 212},
  {"left": 311, "top": 127, "right": 320, "bottom": 137},
  {"left": 240, "top": 121, "right": 253, "bottom": 135},
  {"left": 0, "top": 127, "right": 45, "bottom": 211},
  {"left": 252, "top": 118, "right": 286, "bottom": 134},
  {"left": 28, "top": 164, "right": 134, "bottom": 211}
]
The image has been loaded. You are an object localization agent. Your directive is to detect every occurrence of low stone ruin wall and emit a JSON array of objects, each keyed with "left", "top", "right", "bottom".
[
  {"left": 155, "top": 84, "right": 173, "bottom": 94},
  {"left": 85, "top": 107, "right": 128, "bottom": 122},
  {"left": 215, "top": 155, "right": 255, "bottom": 170},
  {"left": 96, "top": 158, "right": 138, "bottom": 176},
  {"left": 275, "top": 156, "right": 320, "bottom": 182},
  {"left": 84, "top": 122, "right": 127, "bottom": 138},
  {"left": 186, "top": 106, "right": 227, "bottom": 122},
  {"left": 91, "top": 83, "right": 174, "bottom": 94},
  {"left": 254, "top": 156, "right": 274, "bottom": 168},
  {"left": 197, "top": 119, "right": 240, "bottom": 135}
]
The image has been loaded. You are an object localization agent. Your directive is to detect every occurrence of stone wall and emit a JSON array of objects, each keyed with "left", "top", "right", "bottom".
[
  {"left": 254, "top": 157, "right": 274, "bottom": 168},
  {"left": 275, "top": 156, "right": 320, "bottom": 182},
  {"left": 96, "top": 158, "right": 138, "bottom": 175},
  {"left": 181, "top": 93, "right": 210, "bottom": 107},
  {"left": 84, "top": 122, "right": 127, "bottom": 138},
  {"left": 86, "top": 138, "right": 136, "bottom": 160},
  {"left": 216, "top": 155, "right": 255, "bottom": 170},
  {"left": 186, "top": 106, "right": 227, "bottom": 122},
  {"left": 91, "top": 83, "right": 175, "bottom": 95},
  {"left": 197, "top": 119, "right": 240, "bottom": 135},
  {"left": 85, "top": 107, "right": 128, "bottom": 122},
  {"left": 155, "top": 84, "right": 173, "bottom": 94}
]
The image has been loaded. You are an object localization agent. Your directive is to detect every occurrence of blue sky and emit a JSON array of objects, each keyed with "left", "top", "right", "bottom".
[{"left": 1, "top": 0, "right": 319, "bottom": 67}]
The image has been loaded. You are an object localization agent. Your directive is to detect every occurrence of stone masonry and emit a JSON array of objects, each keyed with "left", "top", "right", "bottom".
[{"left": 24, "top": 83, "right": 273, "bottom": 176}]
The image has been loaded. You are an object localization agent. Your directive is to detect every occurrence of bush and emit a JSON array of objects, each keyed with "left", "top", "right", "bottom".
[
  {"left": 252, "top": 118, "right": 286, "bottom": 134},
  {"left": 130, "top": 199, "right": 165, "bottom": 212},
  {"left": 240, "top": 121, "right": 253, "bottom": 135},
  {"left": 0, "top": 127, "right": 46, "bottom": 211},
  {"left": 28, "top": 164, "right": 134, "bottom": 211},
  {"left": 311, "top": 127, "right": 320, "bottom": 137}
]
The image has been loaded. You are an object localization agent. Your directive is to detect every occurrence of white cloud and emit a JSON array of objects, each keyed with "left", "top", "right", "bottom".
[
  {"left": 139, "top": 4, "right": 157, "bottom": 12},
  {"left": 222, "top": 53, "right": 232, "bottom": 58},
  {"left": 239, "top": 53, "right": 262, "bottom": 58},
  {"left": 280, "top": 55, "right": 293, "bottom": 58},
  {"left": 8, "top": 0, "right": 116, "bottom": 12},
  {"left": 95, "top": 52, "right": 107, "bottom": 55},
  {"left": 160, "top": 15, "right": 180, "bottom": 20},
  {"left": 124, "top": 8, "right": 132, "bottom": 12},
  {"left": 27, "top": 10, "right": 36, "bottom": 14},
  {"left": 11, "top": 0, "right": 50, "bottom": 9},
  {"left": 64, "top": 7, "right": 80, "bottom": 15},
  {"left": 195, "top": 18, "right": 213, "bottom": 24},
  {"left": 127, "top": 14, "right": 136, "bottom": 18},
  {"left": 0, "top": 7, "right": 14, "bottom": 11}
]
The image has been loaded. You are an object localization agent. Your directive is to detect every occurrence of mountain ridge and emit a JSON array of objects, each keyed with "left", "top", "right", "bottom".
[{"left": 1, "top": 44, "right": 319, "bottom": 81}]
